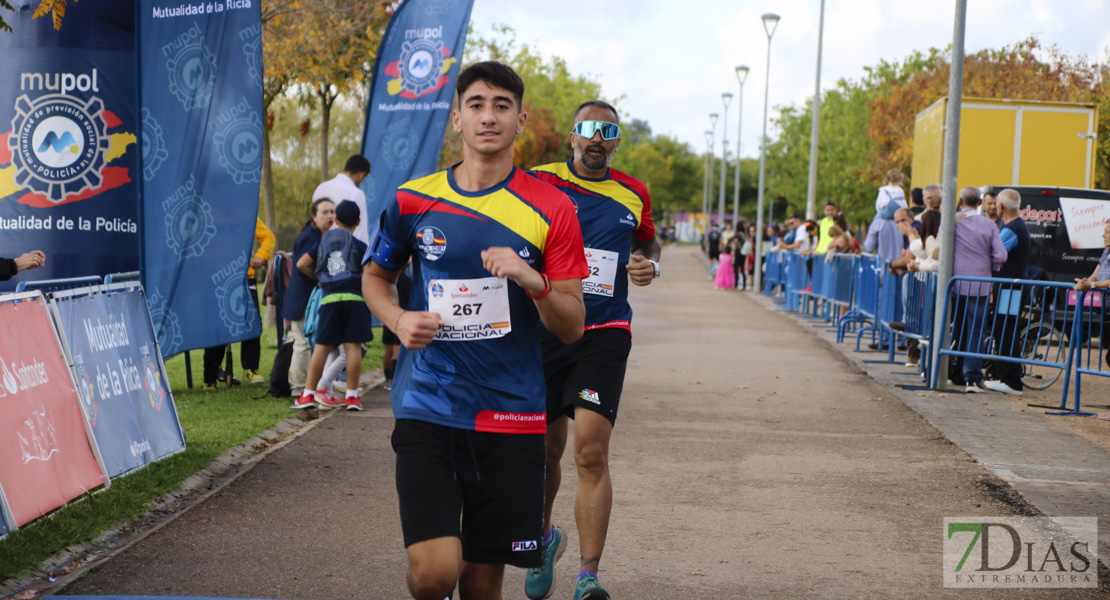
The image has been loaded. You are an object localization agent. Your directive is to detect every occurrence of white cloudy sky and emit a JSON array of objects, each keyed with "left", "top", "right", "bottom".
[{"left": 469, "top": 0, "right": 1110, "bottom": 159}]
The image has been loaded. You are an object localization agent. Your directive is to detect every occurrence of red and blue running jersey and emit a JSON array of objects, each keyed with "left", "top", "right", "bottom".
[
  {"left": 530, "top": 160, "right": 655, "bottom": 332},
  {"left": 369, "top": 166, "right": 588, "bottom": 434}
]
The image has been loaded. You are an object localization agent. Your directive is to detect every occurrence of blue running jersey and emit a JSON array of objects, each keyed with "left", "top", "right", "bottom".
[
  {"left": 368, "top": 166, "right": 588, "bottom": 433},
  {"left": 530, "top": 160, "right": 655, "bottom": 332}
]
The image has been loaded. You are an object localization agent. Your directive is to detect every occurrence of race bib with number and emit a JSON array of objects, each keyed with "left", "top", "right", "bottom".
[
  {"left": 582, "top": 248, "right": 619, "bottom": 297},
  {"left": 428, "top": 276, "right": 512, "bottom": 341}
]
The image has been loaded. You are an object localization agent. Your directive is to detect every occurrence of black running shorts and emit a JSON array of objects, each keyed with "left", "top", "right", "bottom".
[
  {"left": 391, "top": 418, "right": 544, "bottom": 567},
  {"left": 542, "top": 327, "right": 632, "bottom": 426}
]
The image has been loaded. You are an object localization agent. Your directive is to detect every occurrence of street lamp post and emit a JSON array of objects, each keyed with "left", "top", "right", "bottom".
[
  {"left": 753, "top": 12, "right": 780, "bottom": 293},
  {"left": 718, "top": 93, "right": 733, "bottom": 230},
  {"left": 733, "top": 66, "right": 749, "bottom": 227},
  {"left": 706, "top": 114, "right": 718, "bottom": 238},
  {"left": 804, "top": 0, "right": 826, "bottom": 221},
  {"left": 702, "top": 130, "right": 713, "bottom": 242}
]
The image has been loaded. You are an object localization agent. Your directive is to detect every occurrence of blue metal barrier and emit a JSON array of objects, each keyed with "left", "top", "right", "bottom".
[
  {"left": 900, "top": 271, "right": 938, "bottom": 382},
  {"left": 14, "top": 275, "right": 103, "bottom": 294},
  {"left": 1065, "top": 288, "right": 1106, "bottom": 417},
  {"left": 785, "top": 252, "right": 810, "bottom": 313},
  {"left": 867, "top": 269, "right": 906, "bottom": 363},
  {"left": 930, "top": 277, "right": 1076, "bottom": 410},
  {"left": 762, "top": 251, "right": 782, "bottom": 297},
  {"left": 841, "top": 255, "right": 881, "bottom": 347},
  {"left": 104, "top": 270, "right": 140, "bottom": 284}
]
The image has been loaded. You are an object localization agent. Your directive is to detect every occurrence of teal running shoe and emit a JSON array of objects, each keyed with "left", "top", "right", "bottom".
[
  {"left": 573, "top": 572, "right": 610, "bottom": 600},
  {"left": 525, "top": 525, "right": 566, "bottom": 599}
]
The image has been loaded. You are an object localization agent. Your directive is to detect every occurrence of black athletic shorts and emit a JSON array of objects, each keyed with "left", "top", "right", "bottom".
[
  {"left": 381, "top": 324, "right": 400, "bottom": 346},
  {"left": 542, "top": 327, "right": 632, "bottom": 426},
  {"left": 391, "top": 418, "right": 544, "bottom": 567}
]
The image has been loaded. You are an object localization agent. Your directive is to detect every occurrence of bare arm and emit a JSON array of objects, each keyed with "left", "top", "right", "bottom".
[
  {"left": 628, "top": 236, "right": 661, "bottom": 287},
  {"left": 362, "top": 262, "right": 441, "bottom": 349},
  {"left": 481, "top": 247, "right": 585, "bottom": 344},
  {"left": 296, "top": 253, "right": 315, "bottom": 279}
]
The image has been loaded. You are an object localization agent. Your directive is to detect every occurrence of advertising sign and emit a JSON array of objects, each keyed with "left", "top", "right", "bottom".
[
  {"left": 0, "top": 295, "right": 106, "bottom": 528},
  {"left": 0, "top": 2, "right": 139, "bottom": 291},
  {"left": 52, "top": 286, "right": 185, "bottom": 478},
  {"left": 138, "top": 2, "right": 263, "bottom": 356},
  {"left": 359, "top": 0, "right": 474, "bottom": 227}
]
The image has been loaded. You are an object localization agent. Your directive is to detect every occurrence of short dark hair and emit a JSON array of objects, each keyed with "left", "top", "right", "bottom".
[
  {"left": 344, "top": 154, "right": 370, "bottom": 175},
  {"left": 456, "top": 61, "right": 524, "bottom": 109},
  {"left": 910, "top": 187, "right": 924, "bottom": 205},
  {"left": 574, "top": 100, "right": 619, "bottom": 125}
]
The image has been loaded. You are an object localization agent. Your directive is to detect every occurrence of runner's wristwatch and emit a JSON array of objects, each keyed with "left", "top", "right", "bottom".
[{"left": 648, "top": 260, "right": 660, "bottom": 279}]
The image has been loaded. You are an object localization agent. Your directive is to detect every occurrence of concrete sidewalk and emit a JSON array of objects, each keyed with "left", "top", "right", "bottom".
[{"left": 43, "top": 245, "right": 1106, "bottom": 599}]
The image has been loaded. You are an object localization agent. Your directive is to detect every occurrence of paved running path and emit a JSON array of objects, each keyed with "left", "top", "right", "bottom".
[{"left": 56, "top": 245, "right": 1102, "bottom": 599}]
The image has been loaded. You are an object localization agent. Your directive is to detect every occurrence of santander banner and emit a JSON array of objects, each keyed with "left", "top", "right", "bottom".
[{"left": 0, "top": 296, "right": 106, "bottom": 530}]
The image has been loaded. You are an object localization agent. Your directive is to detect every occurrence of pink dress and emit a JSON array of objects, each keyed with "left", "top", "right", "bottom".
[{"left": 714, "top": 252, "right": 735, "bottom": 289}]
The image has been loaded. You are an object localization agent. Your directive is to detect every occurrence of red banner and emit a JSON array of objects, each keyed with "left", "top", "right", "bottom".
[{"left": 0, "top": 297, "right": 105, "bottom": 528}]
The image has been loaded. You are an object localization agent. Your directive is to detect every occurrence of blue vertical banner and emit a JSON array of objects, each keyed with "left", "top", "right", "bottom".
[
  {"left": 137, "top": 2, "right": 263, "bottom": 356},
  {"left": 0, "top": 2, "right": 139, "bottom": 291},
  {"left": 360, "top": 0, "right": 474, "bottom": 226},
  {"left": 51, "top": 286, "right": 185, "bottom": 478}
]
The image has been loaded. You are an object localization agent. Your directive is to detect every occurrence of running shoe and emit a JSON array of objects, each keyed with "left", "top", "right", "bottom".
[
  {"left": 290, "top": 395, "right": 316, "bottom": 409},
  {"left": 525, "top": 525, "right": 566, "bottom": 599},
  {"left": 316, "top": 393, "right": 342, "bottom": 410},
  {"left": 983, "top": 380, "right": 1022, "bottom": 396},
  {"left": 573, "top": 572, "right": 610, "bottom": 600},
  {"left": 346, "top": 396, "right": 363, "bottom": 412},
  {"left": 965, "top": 381, "right": 988, "bottom": 394},
  {"left": 384, "top": 379, "right": 392, "bottom": 391},
  {"left": 243, "top": 369, "right": 264, "bottom": 384},
  {"left": 202, "top": 382, "right": 217, "bottom": 391}
]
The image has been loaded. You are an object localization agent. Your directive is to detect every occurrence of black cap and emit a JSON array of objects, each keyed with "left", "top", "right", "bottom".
[{"left": 335, "top": 200, "right": 360, "bottom": 226}]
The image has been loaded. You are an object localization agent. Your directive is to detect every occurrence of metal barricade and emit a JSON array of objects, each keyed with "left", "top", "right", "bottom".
[
  {"left": 900, "top": 271, "right": 938, "bottom": 381},
  {"left": 104, "top": 270, "right": 140, "bottom": 284},
  {"left": 930, "top": 277, "right": 1076, "bottom": 410},
  {"left": 839, "top": 255, "right": 881, "bottom": 346},
  {"left": 785, "top": 252, "right": 810, "bottom": 313},
  {"left": 14, "top": 275, "right": 103, "bottom": 295},
  {"left": 829, "top": 254, "right": 857, "bottom": 318},
  {"left": 1064, "top": 288, "right": 1106, "bottom": 416},
  {"left": 762, "top": 251, "right": 783, "bottom": 297},
  {"left": 866, "top": 269, "right": 906, "bottom": 363}
]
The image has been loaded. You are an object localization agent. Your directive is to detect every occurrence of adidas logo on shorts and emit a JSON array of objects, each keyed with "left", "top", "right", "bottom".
[
  {"left": 579, "top": 389, "right": 601, "bottom": 404},
  {"left": 512, "top": 540, "right": 538, "bottom": 551}
]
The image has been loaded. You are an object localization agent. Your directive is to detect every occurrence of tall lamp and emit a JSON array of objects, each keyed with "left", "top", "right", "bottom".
[{"left": 752, "top": 12, "right": 780, "bottom": 293}]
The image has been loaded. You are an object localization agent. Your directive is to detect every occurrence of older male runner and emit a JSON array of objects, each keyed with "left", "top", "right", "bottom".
[
  {"left": 528, "top": 100, "right": 661, "bottom": 600},
  {"left": 362, "top": 61, "right": 588, "bottom": 600}
]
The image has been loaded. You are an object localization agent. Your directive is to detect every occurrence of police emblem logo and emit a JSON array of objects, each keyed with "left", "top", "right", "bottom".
[
  {"left": 418, "top": 226, "right": 447, "bottom": 261},
  {"left": 398, "top": 38, "right": 445, "bottom": 98},
  {"left": 430, "top": 282, "right": 444, "bottom": 298},
  {"left": 213, "top": 110, "right": 262, "bottom": 184},
  {"left": 163, "top": 177, "right": 217, "bottom": 259},
  {"left": 141, "top": 107, "right": 169, "bottom": 182},
  {"left": 382, "top": 116, "right": 420, "bottom": 171},
  {"left": 7, "top": 94, "right": 110, "bottom": 203},
  {"left": 327, "top": 251, "right": 346, "bottom": 276},
  {"left": 147, "top": 289, "right": 185, "bottom": 356},
  {"left": 166, "top": 36, "right": 218, "bottom": 111}
]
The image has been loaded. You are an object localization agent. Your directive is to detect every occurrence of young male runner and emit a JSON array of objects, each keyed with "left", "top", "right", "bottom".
[
  {"left": 361, "top": 61, "right": 589, "bottom": 600},
  {"left": 527, "top": 100, "right": 661, "bottom": 600}
]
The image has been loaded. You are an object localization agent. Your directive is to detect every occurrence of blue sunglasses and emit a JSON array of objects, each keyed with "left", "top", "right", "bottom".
[{"left": 573, "top": 120, "right": 621, "bottom": 141}]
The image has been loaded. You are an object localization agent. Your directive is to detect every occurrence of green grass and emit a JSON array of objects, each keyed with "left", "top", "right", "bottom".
[{"left": 0, "top": 326, "right": 385, "bottom": 582}]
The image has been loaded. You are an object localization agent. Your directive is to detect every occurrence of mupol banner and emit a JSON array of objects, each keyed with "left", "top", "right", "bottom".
[
  {"left": 359, "top": 0, "right": 474, "bottom": 226},
  {"left": 52, "top": 286, "right": 185, "bottom": 478},
  {"left": 0, "top": 2, "right": 139, "bottom": 291},
  {"left": 138, "top": 1, "right": 263, "bottom": 356}
]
